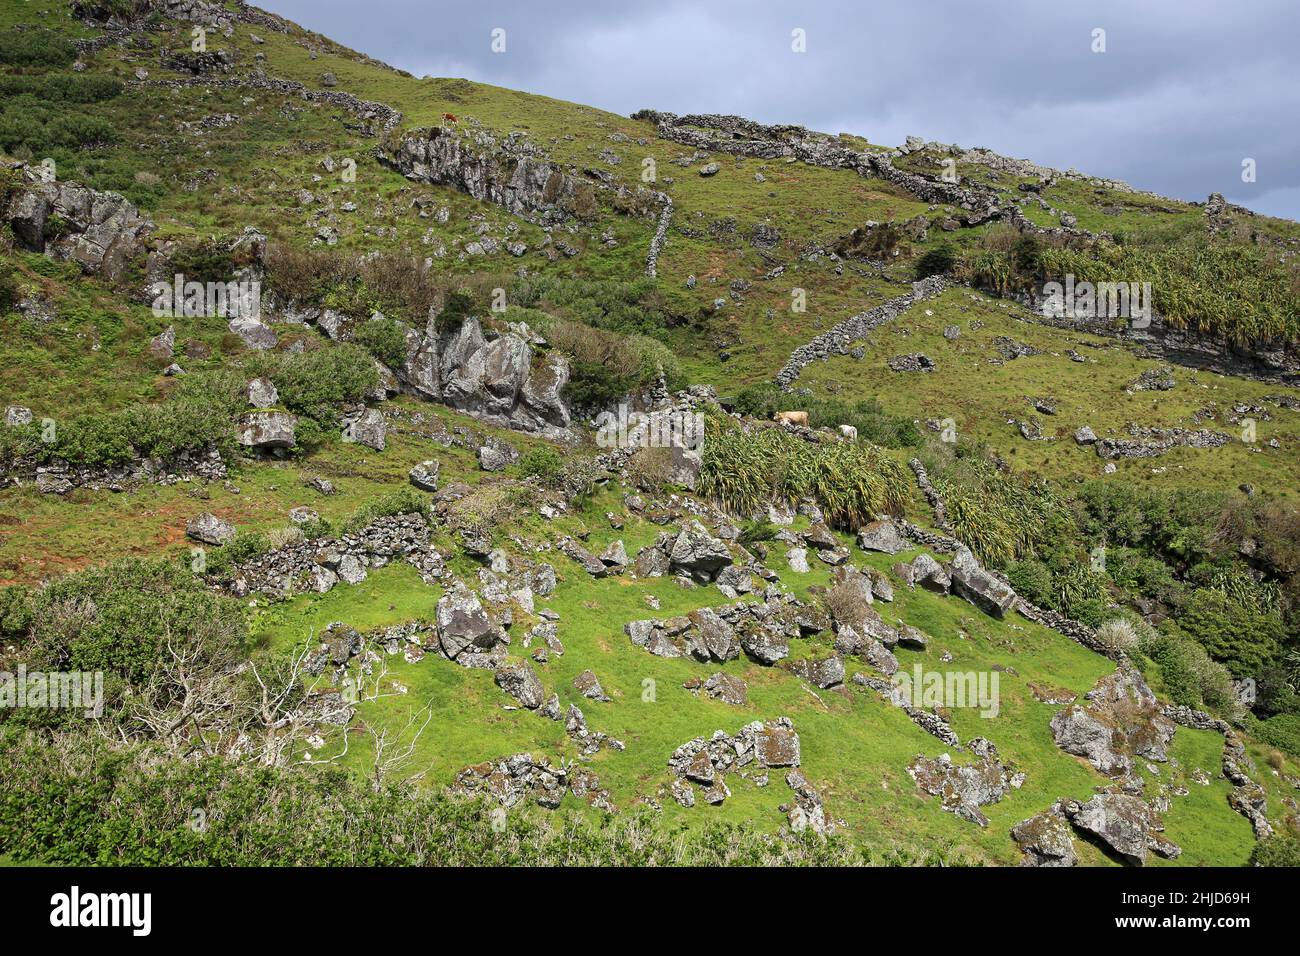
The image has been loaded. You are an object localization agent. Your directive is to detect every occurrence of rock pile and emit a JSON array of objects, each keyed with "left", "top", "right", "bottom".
[
  {"left": 224, "top": 513, "right": 445, "bottom": 597},
  {"left": 667, "top": 717, "right": 804, "bottom": 809},
  {"left": 451, "top": 753, "right": 613, "bottom": 811},
  {"left": 908, "top": 737, "right": 1024, "bottom": 826},
  {"left": 1050, "top": 666, "right": 1176, "bottom": 780}
]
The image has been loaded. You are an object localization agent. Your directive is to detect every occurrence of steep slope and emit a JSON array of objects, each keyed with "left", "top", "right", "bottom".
[{"left": 0, "top": 1, "right": 1297, "bottom": 867}]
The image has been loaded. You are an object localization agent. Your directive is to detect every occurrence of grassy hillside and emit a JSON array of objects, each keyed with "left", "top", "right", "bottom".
[{"left": 0, "top": 1, "right": 1297, "bottom": 867}]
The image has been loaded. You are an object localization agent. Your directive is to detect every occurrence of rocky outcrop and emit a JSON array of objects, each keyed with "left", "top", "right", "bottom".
[
  {"left": 237, "top": 409, "right": 297, "bottom": 450},
  {"left": 857, "top": 518, "right": 907, "bottom": 554},
  {"left": 948, "top": 547, "right": 1017, "bottom": 617},
  {"left": 494, "top": 661, "right": 545, "bottom": 709},
  {"left": 1011, "top": 804, "right": 1078, "bottom": 867},
  {"left": 1094, "top": 425, "right": 1232, "bottom": 460},
  {"left": 5, "top": 164, "right": 152, "bottom": 280},
  {"left": 392, "top": 316, "right": 573, "bottom": 439},
  {"left": 1050, "top": 666, "right": 1176, "bottom": 779},
  {"left": 186, "top": 512, "right": 234, "bottom": 546},
  {"left": 451, "top": 752, "right": 613, "bottom": 811},
  {"left": 437, "top": 580, "right": 505, "bottom": 664},
  {"left": 220, "top": 513, "right": 445, "bottom": 598},
  {"left": 1064, "top": 793, "right": 1180, "bottom": 866},
  {"left": 341, "top": 407, "right": 386, "bottom": 451},
  {"left": 667, "top": 717, "right": 802, "bottom": 808},
  {"left": 684, "top": 672, "right": 748, "bottom": 706},
  {"left": 625, "top": 591, "right": 820, "bottom": 665},
  {"left": 383, "top": 125, "right": 601, "bottom": 225},
  {"left": 908, "top": 738, "right": 1024, "bottom": 827}
]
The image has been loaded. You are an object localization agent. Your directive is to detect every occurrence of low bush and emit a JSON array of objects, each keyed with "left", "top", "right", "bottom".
[{"left": 699, "top": 417, "right": 910, "bottom": 529}]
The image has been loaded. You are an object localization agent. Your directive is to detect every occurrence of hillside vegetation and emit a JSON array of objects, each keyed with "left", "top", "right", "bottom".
[{"left": 0, "top": 1, "right": 1297, "bottom": 868}]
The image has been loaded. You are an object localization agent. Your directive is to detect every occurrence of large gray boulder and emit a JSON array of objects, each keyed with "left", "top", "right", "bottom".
[
  {"left": 909, "top": 553, "right": 950, "bottom": 592},
  {"left": 949, "top": 547, "right": 1016, "bottom": 617},
  {"left": 228, "top": 315, "right": 277, "bottom": 350},
  {"left": 237, "top": 410, "right": 296, "bottom": 450},
  {"left": 1065, "top": 794, "right": 1156, "bottom": 866},
  {"left": 399, "top": 316, "right": 573, "bottom": 438},
  {"left": 669, "top": 523, "right": 733, "bottom": 580},
  {"left": 741, "top": 626, "right": 789, "bottom": 665},
  {"left": 186, "top": 512, "right": 235, "bottom": 546},
  {"left": 1050, "top": 667, "right": 1176, "bottom": 777},
  {"left": 857, "top": 519, "right": 906, "bottom": 554},
  {"left": 1011, "top": 806, "right": 1078, "bottom": 867},
  {"left": 436, "top": 582, "right": 498, "bottom": 660},
  {"left": 246, "top": 377, "right": 278, "bottom": 408},
  {"left": 685, "top": 607, "right": 739, "bottom": 663},
  {"left": 494, "top": 662, "right": 545, "bottom": 709},
  {"left": 341, "top": 408, "right": 386, "bottom": 451},
  {"left": 409, "top": 460, "right": 440, "bottom": 491},
  {"left": 8, "top": 171, "right": 152, "bottom": 279},
  {"left": 4, "top": 405, "right": 33, "bottom": 426}
]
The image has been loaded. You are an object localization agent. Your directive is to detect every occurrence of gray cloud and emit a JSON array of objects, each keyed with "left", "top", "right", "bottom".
[{"left": 262, "top": 0, "right": 1300, "bottom": 219}]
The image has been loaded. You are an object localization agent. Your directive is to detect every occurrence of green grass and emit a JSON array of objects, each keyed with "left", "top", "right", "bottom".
[{"left": 796, "top": 288, "right": 1300, "bottom": 497}]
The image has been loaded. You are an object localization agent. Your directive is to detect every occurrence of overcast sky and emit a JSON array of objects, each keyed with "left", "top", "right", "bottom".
[{"left": 261, "top": 0, "right": 1300, "bottom": 220}]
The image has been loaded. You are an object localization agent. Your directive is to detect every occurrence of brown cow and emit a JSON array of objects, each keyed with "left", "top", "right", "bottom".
[{"left": 773, "top": 411, "right": 809, "bottom": 427}]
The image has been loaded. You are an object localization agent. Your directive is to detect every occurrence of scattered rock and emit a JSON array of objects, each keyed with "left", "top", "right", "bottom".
[{"left": 186, "top": 512, "right": 235, "bottom": 546}]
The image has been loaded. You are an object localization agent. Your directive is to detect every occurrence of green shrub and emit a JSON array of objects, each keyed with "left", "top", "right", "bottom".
[
  {"left": 353, "top": 316, "right": 409, "bottom": 370},
  {"left": 0, "top": 29, "right": 76, "bottom": 67},
  {"left": 738, "top": 518, "right": 779, "bottom": 545},
  {"left": 1140, "top": 627, "right": 1237, "bottom": 711},
  {"left": 18, "top": 558, "right": 248, "bottom": 688},
  {"left": 914, "top": 244, "right": 956, "bottom": 279},
  {"left": 515, "top": 445, "right": 564, "bottom": 484},
  {"left": 1176, "top": 589, "right": 1285, "bottom": 678},
  {"left": 699, "top": 418, "right": 910, "bottom": 529},
  {"left": 1250, "top": 833, "right": 1300, "bottom": 867},
  {"left": 260, "top": 343, "right": 379, "bottom": 427},
  {"left": 341, "top": 488, "right": 431, "bottom": 535},
  {"left": 1007, "top": 559, "right": 1053, "bottom": 607},
  {"left": 0, "top": 728, "right": 954, "bottom": 867}
]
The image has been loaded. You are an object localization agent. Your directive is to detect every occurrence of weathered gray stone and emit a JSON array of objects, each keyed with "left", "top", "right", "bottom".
[{"left": 186, "top": 512, "right": 235, "bottom": 545}]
